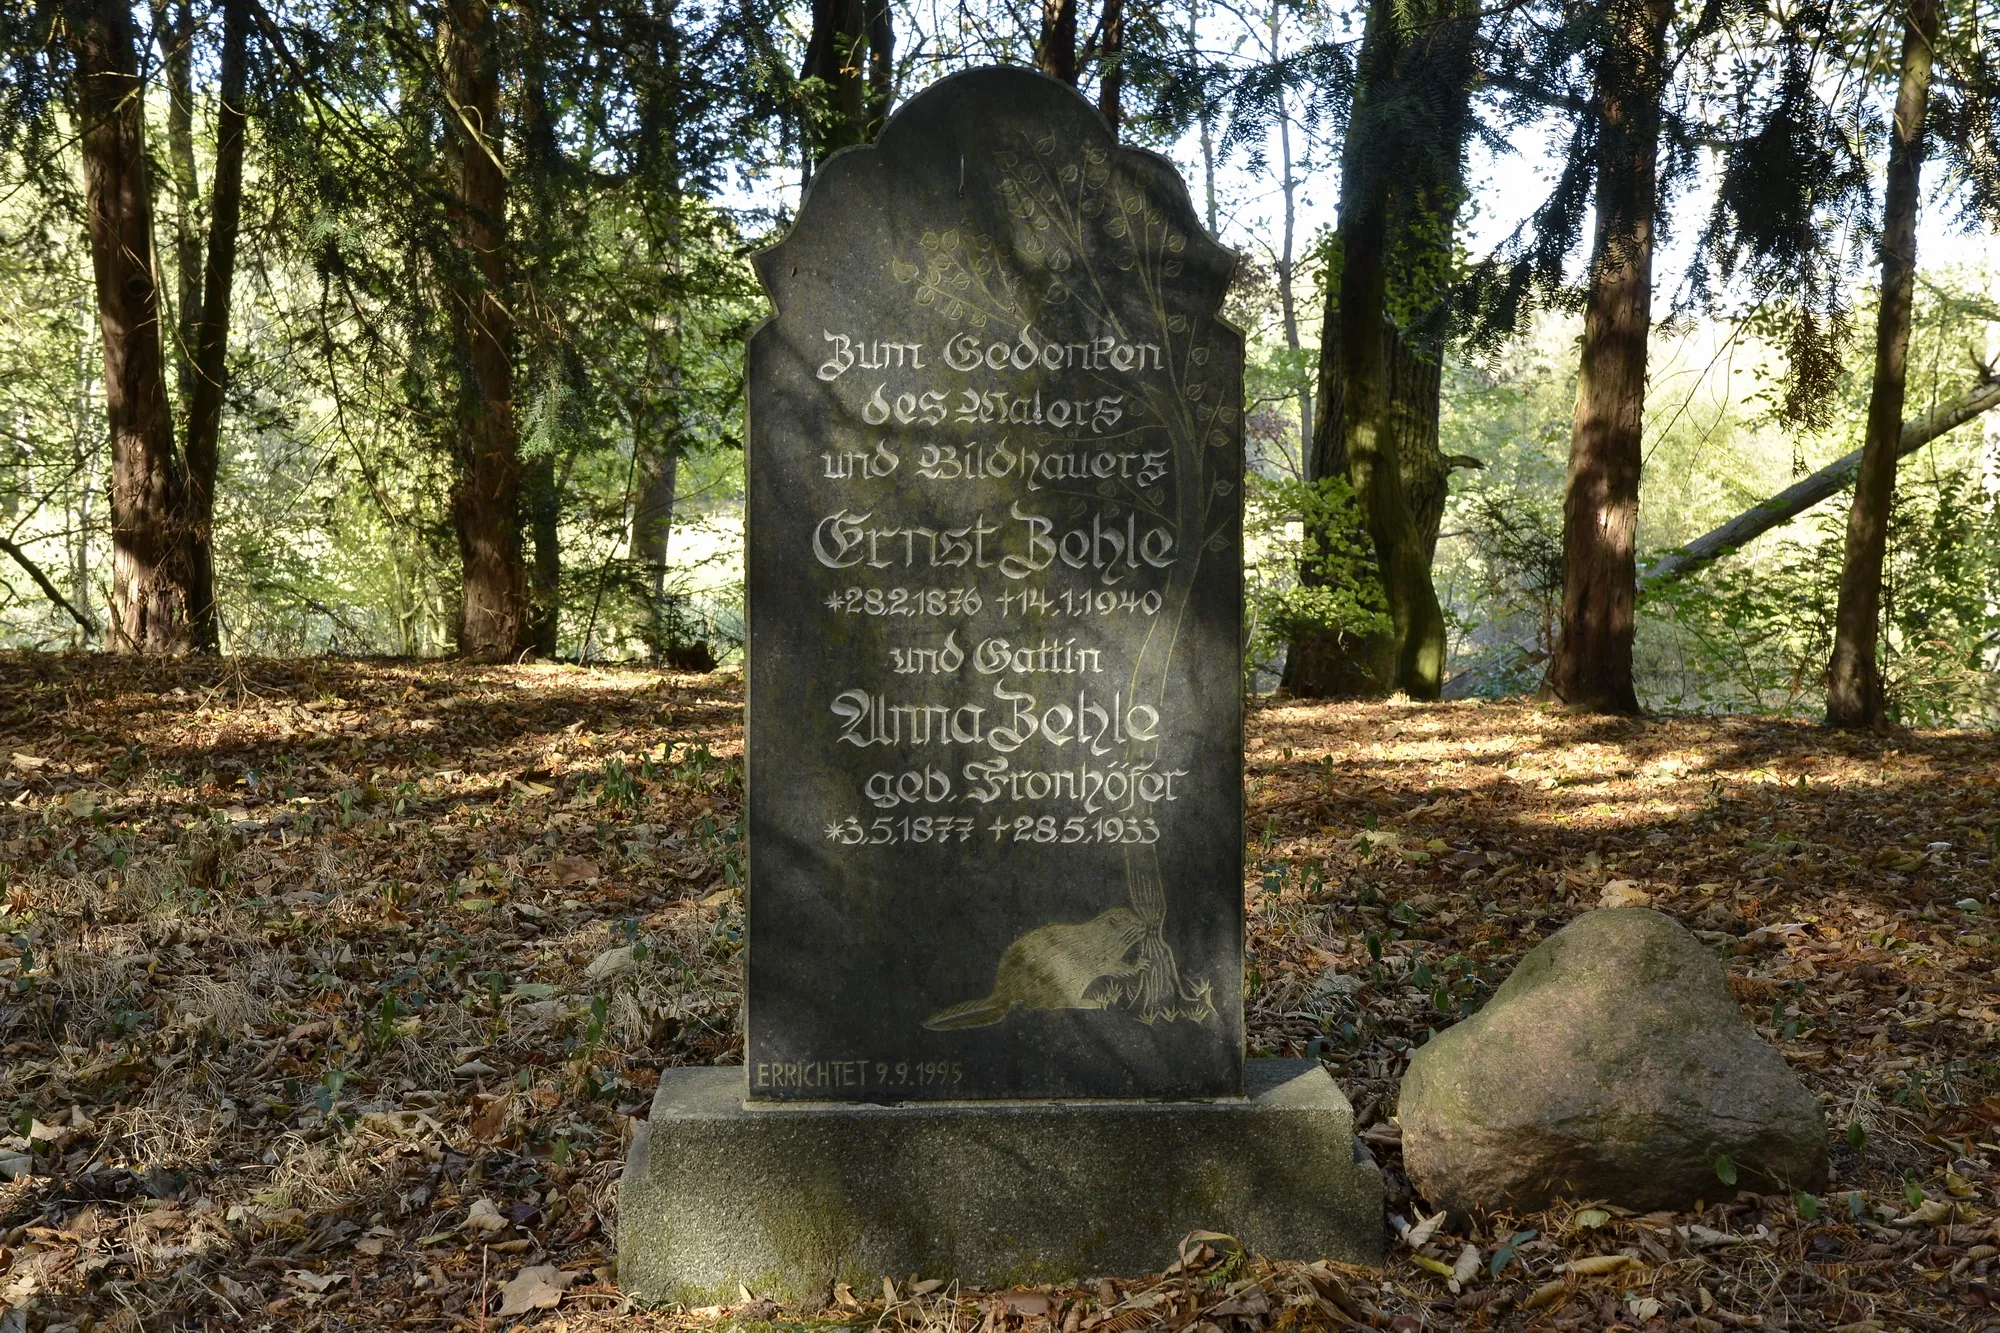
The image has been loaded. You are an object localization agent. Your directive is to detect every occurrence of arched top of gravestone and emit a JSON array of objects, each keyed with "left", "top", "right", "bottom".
[{"left": 754, "top": 65, "right": 1240, "bottom": 354}]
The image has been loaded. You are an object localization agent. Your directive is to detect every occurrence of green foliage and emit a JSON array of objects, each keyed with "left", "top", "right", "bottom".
[
  {"left": 1443, "top": 485, "right": 1564, "bottom": 690},
  {"left": 1431, "top": 331, "right": 1574, "bottom": 692},
  {"left": 0, "top": 0, "right": 1994, "bottom": 734},
  {"left": 1244, "top": 473, "right": 1391, "bottom": 677},
  {"left": 0, "top": 0, "right": 782, "bottom": 657},
  {"left": 1643, "top": 463, "right": 2000, "bottom": 723}
]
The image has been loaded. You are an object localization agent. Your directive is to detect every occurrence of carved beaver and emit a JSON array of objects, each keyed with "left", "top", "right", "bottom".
[{"left": 922, "top": 907, "right": 1150, "bottom": 1030}]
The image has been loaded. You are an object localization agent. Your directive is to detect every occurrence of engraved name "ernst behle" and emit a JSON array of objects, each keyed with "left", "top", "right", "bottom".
[{"left": 813, "top": 502, "right": 1175, "bottom": 583}]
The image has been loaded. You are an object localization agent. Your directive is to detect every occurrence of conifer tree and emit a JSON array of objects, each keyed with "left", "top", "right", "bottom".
[
  {"left": 803, "top": 0, "right": 892, "bottom": 165},
  {"left": 1545, "top": 0, "right": 1673, "bottom": 715},
  {"left": 0, "top": 0, "right": 260, "bottom": 653},
  {"left": 70, "top": 0, "right": 191, "bottom": 651},
  {"left": 1826, "top": 0, "right": 1943, "bottom": 728}
]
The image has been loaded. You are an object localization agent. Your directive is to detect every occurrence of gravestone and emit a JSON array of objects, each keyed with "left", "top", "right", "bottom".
[
  {"left": 620, "top": 66, "right": 1382, "bottom": 1301},
  {"left": 746, "top": 70, "right": 1245, "bottom": 1106}
]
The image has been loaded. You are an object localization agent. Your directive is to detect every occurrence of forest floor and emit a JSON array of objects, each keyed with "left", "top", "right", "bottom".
[{"left": 0, "top": 654, "right": 1995, "bottom": 1333}]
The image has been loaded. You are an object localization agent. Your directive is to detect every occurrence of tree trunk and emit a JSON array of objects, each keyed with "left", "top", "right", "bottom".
[
  {"left": 1098, "top": 0, "right": 1124, "bottom": 133},
  {"left": 864, "top": 0, "right": 893, "bottom": 137},
  {"left": 517, "top": 12, "right": 563, "bottom": 660},
  {"left": 183, "top": 0, "right": 250, "bottom": 653},
  {"left": 525, "top": 456, "right": 561, "bottom": 655},
  {"left": 1285, "top": 0, "right": 1478, "bottom": 699},
  {"left": 1825, "top": 0, "right": 1939, "bottom": 730},
  {"left": 633, "top": 427, "right": 680, "bottom": 654},
  {"left": 1337, "top": 52, "right": 1447, "bottom": 700},
  {"left": 1547, "top": 0, "right": 1672, "bottom": 715},
  {"left": 802, "top": 0, "right": 868, "bottom": 164},
  {"left": 444, "top": 0, "right": 530, "bottom": 661},
  {"left": 70, "top": 292, "right": 97, "bottom": 633},
  {"left": 1270, "top": 9, "right": 1309, "bottom": 468},
  {"left": 1287, "top": 318, "right": 1444, "bottom": 696},
  {"left": 73, "top": 0, "right": 192, "bottom": 653},
  {"left": 1039, "top": 0, "right": 1078, "bottom": 84},
  {"left": 150, "top": 0, "right": 203, "bottom": 416},
  {"left": 1189, "top": 0, "right": 1215, "bottom": 229}
]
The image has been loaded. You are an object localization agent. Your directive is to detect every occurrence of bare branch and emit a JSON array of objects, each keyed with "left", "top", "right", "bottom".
[{"left": 0, "top": 535, "right": 94, "bottom": 637}]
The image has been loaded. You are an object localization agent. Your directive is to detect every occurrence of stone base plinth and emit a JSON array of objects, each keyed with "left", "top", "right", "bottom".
[{"left": 616, "top": 1058, "right": 1384, "bottom": 1303}]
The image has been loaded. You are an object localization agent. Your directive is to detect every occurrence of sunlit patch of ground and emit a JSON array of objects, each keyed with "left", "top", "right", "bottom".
[{"left": 0, "top": 657, "right": 1994, "bottom": 1331}]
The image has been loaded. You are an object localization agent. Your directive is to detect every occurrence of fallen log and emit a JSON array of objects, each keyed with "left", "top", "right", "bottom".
[{"left": 1641, "top": 371, "right": 2000, "bottom": 587}]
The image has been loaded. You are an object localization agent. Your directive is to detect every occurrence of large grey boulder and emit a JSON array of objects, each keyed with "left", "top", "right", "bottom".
[{"left": 1399, "top": 908, "right": 1826, "bottom": 1214}]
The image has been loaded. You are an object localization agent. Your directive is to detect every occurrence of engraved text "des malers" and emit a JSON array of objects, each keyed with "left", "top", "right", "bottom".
[
  {"left": 813, "top": 503, "right": 1174, "bottom": 584},
  {"left": 859, "top": 384, "right": 1126, "bottom": 434}
]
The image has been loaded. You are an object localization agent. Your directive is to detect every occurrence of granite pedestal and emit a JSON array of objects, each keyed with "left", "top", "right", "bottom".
[{"left": 617, "top": 1058, "right": 1384, "bottom": 1303}]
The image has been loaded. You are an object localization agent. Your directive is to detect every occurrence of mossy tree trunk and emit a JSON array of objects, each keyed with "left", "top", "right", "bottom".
[{"left": 1285, "top": 0, "right": 1480, "bottom": 700}]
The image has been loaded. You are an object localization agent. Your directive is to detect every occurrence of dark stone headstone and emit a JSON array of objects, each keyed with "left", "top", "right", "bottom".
[
  {"left": 746, "top": 66, "right": 1244, "bottom": 1101},
  {"left": 621, "top": 74, "right": 1383, "bottom": 1296}
]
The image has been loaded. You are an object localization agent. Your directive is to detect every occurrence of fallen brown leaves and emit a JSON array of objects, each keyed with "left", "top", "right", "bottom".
[
  {"left": 1240, "top": 696, "right": 2000, "bottom": 1333},
  {"left": 0, "top": 657, "right": 1993, "bottom": 1332}
]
